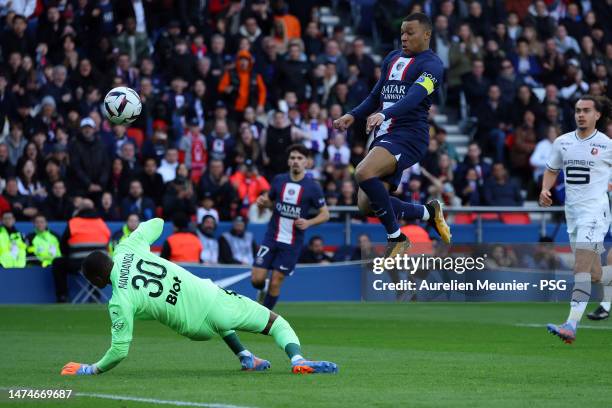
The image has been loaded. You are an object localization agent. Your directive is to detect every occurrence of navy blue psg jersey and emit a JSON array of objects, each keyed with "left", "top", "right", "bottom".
[
  {"left": 265, "top": 174, "right": 325, "bottom": 246},
  {"left": 350, "top": 48, "right": 444, "bottom": 138}
]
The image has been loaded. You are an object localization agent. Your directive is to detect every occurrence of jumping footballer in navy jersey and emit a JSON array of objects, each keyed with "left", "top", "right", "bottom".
[
  {"left": 333, "top": 12, "right": 451, "bottom": 257},
  {"left": 251, "top": 144, "right": 330, "bottom": 310}
]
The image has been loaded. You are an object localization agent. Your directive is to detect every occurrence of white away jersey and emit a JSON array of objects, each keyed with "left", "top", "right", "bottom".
[{"left": 546, "top": 130, "right": 612, "bottom": 221}]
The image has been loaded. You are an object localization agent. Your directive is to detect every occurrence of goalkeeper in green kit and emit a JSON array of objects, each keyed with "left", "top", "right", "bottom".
[{"left": 60, "top": 218, "right": 337, "bottom": 375}]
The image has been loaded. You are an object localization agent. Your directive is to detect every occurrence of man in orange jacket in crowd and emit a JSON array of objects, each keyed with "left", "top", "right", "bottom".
[
  {"left": 230, "top": 160, "right": 270, "bottom": 217},
  {"left": 52, "top": 199, "right": 111, "bottom": 302},
  {"left": 161, "top": 212, "right": 202, "bottom": 263},
  {"left": 218, "top": 50, "right": 267, "bottom": 118}
]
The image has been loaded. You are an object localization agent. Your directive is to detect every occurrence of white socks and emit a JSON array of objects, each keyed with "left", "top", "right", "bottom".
[
  {"left": 291, "top": 355, "right": 304, "bottom": 364},
  {"left": 421, "top": 205, "right": 430, "bottom": 221},
  {"left": 567, "top": 272, "right": 592, "bottom": 329},
  {"left": 600, "top": 266, "right": 612, "bottom": 312},
  {"left": 387, "top": 229, "right": 401, "bottom": 239}
]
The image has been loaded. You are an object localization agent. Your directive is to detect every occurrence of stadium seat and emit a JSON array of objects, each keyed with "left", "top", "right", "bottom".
[
  {"left": 500, "top": 213, "right": 531, "bottom": 224},
  {"left": 454, "top": 214, "right": 476, "bottom": 224},
  {"left": 127, "top": 128, "right": 145, "bottom": 149}
]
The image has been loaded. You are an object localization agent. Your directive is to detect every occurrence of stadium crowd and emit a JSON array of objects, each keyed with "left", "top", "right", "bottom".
[{"left": 0, "top": 0, "right": 611, "bottom": 267}]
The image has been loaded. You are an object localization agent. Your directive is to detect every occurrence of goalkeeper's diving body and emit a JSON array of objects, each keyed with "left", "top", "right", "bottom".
[{"left": 60, "top": 218, "right": 337, "bottom": 375}]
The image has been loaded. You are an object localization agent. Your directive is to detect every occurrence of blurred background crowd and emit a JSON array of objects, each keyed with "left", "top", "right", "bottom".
[{"left": 0, "top": 0, "right": 610, "bottom": 247}]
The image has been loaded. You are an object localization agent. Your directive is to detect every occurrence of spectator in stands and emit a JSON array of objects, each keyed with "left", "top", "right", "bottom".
[
  {"left": 113, "top": 17, "right": 149, "bottom": 65},
  {"left": 0, "top": 211, "right": 26, "bottom": 268},
  {"left": 248, "top": 191, "right": 273, "bottom": 224},
  {"left": 161, "top": 212, "right": 202, "bottom": 263},
  {"left": 25, "top": 214, "right": 61, "bottom": 267},
  {"left": 510, "top": 38, "right": 542, "bottom": 87},
  {"left": 218, "top": 216, "right": 257, "bottom": 265},
  {"left": 261, "top": 110, "right": 308, "bottom": 177},
  {"left": 554, "top": 24, "right": 580, "bottom": 56},
  {"left": 496, "top": 59, "right": 522, "bottom": 105},
  {"left": 69, "top": 118, "right": 109, "bottom": 202},
  {"left": 316, "top": 39, "right": 348, "bottom": 80},
  {"left": 179, "top": 117, "right": 208, "bottom": 183},
  {"left": 483, "top": 163, "right": 523, "bottom": 206},
  {"left": 448, "top": 23, "right": 483, "bottom": 105},
  {"left": 5, "top": 122, "right": 27, "bottom": 167},
  {"left": 486, "top": 244, "right": 520, "bottom": 269},
  {"left": 142, "top": 121, "right": 170, "bottom": 163},
  {"left": 462, "top": 60, "right": 491, "bottom": 114},
  {"left": 16, "top": 159, "right": 46, "bottom": 203},
  {"left": 277, "top": 42, "right": 310, "bottom": 102},
  {"left": 230, "top": 160, "right": 271, "bottom": 216},
  {"left": 218, "top": 49, "right": 266, "bottom": 118},
  {"left": 458, "top": 168, "right": 483, "bottom": 206},
  {"left": 138, "top": 158, "right": 165, "bottom": 207},
  {"left": 53, "top": 199, "right": 110, "bottom": 302},
  {"left": 525, "top": 0, "right": 556, "bottom": 42},
  {"left": 325, "top": 131, "right": 350, "bottom": 167},
  {"left": 99, "top": 191, "right": 121, "bottom": 221},
  {"left": 510, "top": 85, "right": 542, "bottom": 127},
  {"left": 510, "top": 110, "right": 537, "bottom": 184},
  {"left": 106, "top": 158, "right": 130, "bottom": 201},
  {"left": 196, "top": 214, "right": 219, "bottom": 265},
  {"left": 235, "top": 125, "right": 262, "bottom": 169},
  {"left": 109, "top": 213, "right": 140, "bottom": 255},
  {"left": 157, "top": 148, "right": 179, "bottom": 184},
  {"left": 196, "top": 191, "right": 219, "bottom": 224},
  {"left": 0, "top": 143, "right": 15, "bottom": 181},
  {"left": 347, "top": 37, "right": 376, "bottom": 86},
  {"left": 121, "top": 180, "right": 155, "bottom": 221},
  {"left": 162, "top": 164, "right": 197, "bottom": 218},
  {"left": 42, "top": 180, "right": 73, "bottom": 221},
  {"left": 350, "top": 233, "right": 375, "bottom": 261},
  {"left": 530, "top": 125, "right": 560, "bottom": 183},
  {"left": 198, "top": 158, "right": 237, "bottom": 221},
  {"left": 207, "top": 120, "right": 236, "bottom": 171},
  {"left": 299, "top": 236, "right": 332, "bottom": 264},
  {"left": 454, "top": 142, "right": 491, "bottom": 195},
  {"left": 3, "top": 177, "right": 37, "bottom": 220}
]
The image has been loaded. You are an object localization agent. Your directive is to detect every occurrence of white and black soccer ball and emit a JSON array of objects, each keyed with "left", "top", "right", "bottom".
[{"left": 103, "top": 86, "right": 142, "bottom": 125}]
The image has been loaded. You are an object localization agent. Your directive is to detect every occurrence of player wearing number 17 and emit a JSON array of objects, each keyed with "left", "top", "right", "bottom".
[
  {"left": 333, "top": 13, "right": 451, "bottom": 258},
  {"left": 60, "top": 218, "right": 337, "bottom": 375},
  {"left": 540, "top": 96, "right": 612, "bottom": 344},
  {"left": 251, "top": 144, "right": 330, "bottom": 310}
]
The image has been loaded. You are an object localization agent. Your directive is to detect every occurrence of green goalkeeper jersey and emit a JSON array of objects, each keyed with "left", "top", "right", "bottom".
[{"left": 95, "top": 218, "right": 219, "bottom": 372}]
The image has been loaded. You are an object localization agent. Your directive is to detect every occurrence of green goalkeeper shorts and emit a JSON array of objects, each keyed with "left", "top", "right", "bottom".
[{"left": 191, "top": 286, "right": 271, "bottom": 341}]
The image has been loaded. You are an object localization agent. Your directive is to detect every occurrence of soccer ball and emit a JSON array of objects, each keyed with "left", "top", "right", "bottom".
[{"left": 103, "top": 86, "right": 142, "bottom": 125}]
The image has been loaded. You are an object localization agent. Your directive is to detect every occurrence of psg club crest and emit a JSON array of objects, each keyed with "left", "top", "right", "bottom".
[
  {"left": 591, "top": 147, "right": 598, "bottom": 155},
  {"left": 396, "top": 62, "right": 405, "bottom": 71},
  {"left": 287, "top": 188, "right": 295, "bottom": 196}
]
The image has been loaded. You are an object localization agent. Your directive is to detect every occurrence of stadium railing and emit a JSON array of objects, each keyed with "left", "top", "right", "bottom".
[{"left": 328, "top": 206, "right": 566, "bottom": 244}]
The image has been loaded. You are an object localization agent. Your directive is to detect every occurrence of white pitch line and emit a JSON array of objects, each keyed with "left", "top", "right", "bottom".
[
  {"left": 0, "top": 388, "right": 255, "bottom": 408},
  {"left": 75, "top": 392, "right": 256, "bottom": 408},
  {"left": 515, "top": 323, "right": 612, "bottom": 331}
]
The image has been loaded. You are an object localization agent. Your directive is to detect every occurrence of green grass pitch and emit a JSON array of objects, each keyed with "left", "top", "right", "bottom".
[{"left": 1, "top": 303, "right": 612, "bottom": 408}]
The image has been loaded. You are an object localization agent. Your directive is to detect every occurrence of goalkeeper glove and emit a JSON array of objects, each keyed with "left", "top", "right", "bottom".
[{"left": 61, "top": 362, "right": 99, "bottom": 376}]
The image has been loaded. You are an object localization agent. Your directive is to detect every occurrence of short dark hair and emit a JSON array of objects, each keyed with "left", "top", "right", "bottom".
[
  {"left": 173, "top": 212, "right": 189, "bottom": 229},
  {"left": 577, "top": 95, "right": 612, "bottom": 129},
  {"left": 82, "top": 251, "right": 113, "bottom": 283},
  {"left": 286, "top": 143, "right": 310, "bottom": 158},
  {"left": 403, "top": 12, "right": 432, "bottom": 32},
  {"left": 309, "top": 235, "right": 323, "bottom": 245}
]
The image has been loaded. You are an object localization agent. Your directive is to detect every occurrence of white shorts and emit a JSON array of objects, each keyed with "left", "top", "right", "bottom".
[{"left": 567, "top": 215, "right": 609, "bottom": 254}]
